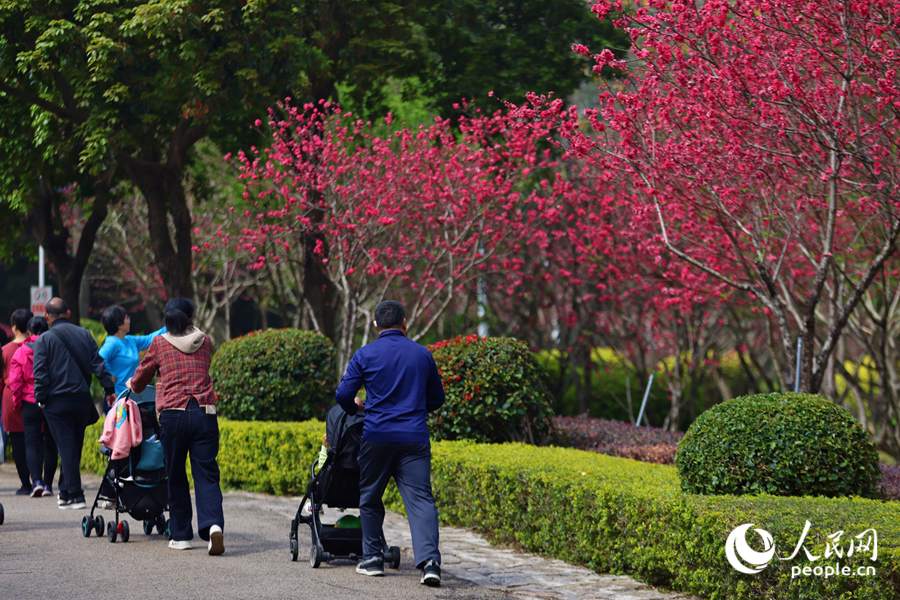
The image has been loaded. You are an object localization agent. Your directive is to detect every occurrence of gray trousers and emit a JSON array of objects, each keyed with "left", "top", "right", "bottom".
[{"left": 357, "top": 440, "right": 440, "bottom": 568}]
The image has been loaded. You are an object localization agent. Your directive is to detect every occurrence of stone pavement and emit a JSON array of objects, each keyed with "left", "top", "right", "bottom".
[{"left": 234, "top": 489, "right": 699, "bottom": 600}]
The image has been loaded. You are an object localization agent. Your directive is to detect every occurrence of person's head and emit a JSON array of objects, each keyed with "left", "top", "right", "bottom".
[
  {"left": 164, "top": 298, "right": 196, "bottom": 336},
  {"left": 373, "top": 300, "right": 406, "bottom": 331},
  {"left": 100, "top": 305, "right": 129, "bottom": 335},
  {"left": 26, "top": 316, "right": 48, "bottom": 337},
  {"left": 10, "top": 308, "right": 33, "bottom": 335},
  {"left": 44, "top": 297, "right": 69, "bottom": 324}
]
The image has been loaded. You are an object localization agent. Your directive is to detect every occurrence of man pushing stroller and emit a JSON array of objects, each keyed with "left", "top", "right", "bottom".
[{"left": 335, "top": 300, "right": 445, "bottom": 587}]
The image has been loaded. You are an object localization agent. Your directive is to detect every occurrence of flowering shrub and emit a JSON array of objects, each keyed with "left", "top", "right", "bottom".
[
  {"left": 427, "top": 335, "right": 555, "bottom": 444},
  {"left": 551, "top": 415, "right": 682, "bottom": 465},
  {"left": 677, "top": 393, "right": 881, "bottom": 498},
  {"left": 210, "top": 329, "right": 336, "bottom": 421}
]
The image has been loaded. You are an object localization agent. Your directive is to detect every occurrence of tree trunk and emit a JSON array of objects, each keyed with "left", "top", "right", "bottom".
[
  {"left": 32, "top": 171, "right": 114, "bottom": 325},
  {"left": 118, "top": 157, "right": 194, "bottom": 300}
]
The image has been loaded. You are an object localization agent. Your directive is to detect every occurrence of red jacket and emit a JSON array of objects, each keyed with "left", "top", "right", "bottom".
[
  {"left": 1, "top": 339, "right": 26, "bottom": 432},
  {"left": 8, "top": 336, "right": 38, "bottom": 411}
]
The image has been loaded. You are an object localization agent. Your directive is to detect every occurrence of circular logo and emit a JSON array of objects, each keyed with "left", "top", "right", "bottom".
[{"left": 726, "top": 523, "right": 775, "bottom": 574}]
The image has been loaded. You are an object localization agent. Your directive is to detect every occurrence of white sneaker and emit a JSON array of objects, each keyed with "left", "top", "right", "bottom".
[
  {"left": 208, "top": 525, "right": 224, "bottom": 556},
  {"left": 168, "top": 540, "right": 193, "bottom": 550}
]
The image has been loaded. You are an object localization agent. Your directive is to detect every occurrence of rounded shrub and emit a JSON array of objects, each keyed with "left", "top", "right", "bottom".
[
  {"left": 427, "top": 334, "right": 555, "bottom": 444},
  {"left": 210, "top": 329, "right": 336, "bottom": 421},
  {"left": 676, "top": 392, "right": 880, "bottom": 498}
]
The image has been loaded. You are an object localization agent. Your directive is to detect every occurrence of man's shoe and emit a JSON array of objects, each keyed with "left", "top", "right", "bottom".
[
  {"left": 57, "top": 493, "right": 69, "bottom": 507},
  {"left": 168, "top": 540, "right": 193, "bottom": 550},
  {"left": 30, "top": 481, "right": 45, "bottom": 498},
  {"left": 15, "top": 486, "right": 31, "bottom": 496},
  {"left": 421, "top": 559, "right": 441, "bottom": 587},
  {"left": 208, "top": 525, "right": 224, "bottom": 556},
  {"left": 59, "top": 497, "right": 87, "bottom": 510},
  {"left": 356, "top": 555, "right": 385, "bottom": 576}
]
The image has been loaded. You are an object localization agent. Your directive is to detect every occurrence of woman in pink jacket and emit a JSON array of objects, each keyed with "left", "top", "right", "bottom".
[{"left": 9, "top": 316, "right": 61, "bottom": 499}]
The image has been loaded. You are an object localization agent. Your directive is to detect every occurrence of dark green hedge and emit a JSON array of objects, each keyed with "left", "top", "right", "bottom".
[
  {"left": 210, "top": 329, "right": 336, "bottom": 421},
  {"left": 677, "top": 393, "right": 881, "bottom": 498}
]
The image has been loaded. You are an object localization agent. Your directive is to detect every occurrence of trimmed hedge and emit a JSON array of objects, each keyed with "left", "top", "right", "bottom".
[
  {"left": 430, "top": 442, "right": 899, "bottom": 600},
  {"left": 210, "top": 329, "right": 336, "bottom": 421},
  {"left": 428, "top": 335, "right": 555, "bottom": 443},
  {"left": 677, "top": 393, "right": 881, "bottom": 498},
  {"left": 81, "top": 421, "right": 899, "bottom": 599}
]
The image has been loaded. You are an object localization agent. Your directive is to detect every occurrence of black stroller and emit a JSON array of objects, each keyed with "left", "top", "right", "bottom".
[
  {"left": 81, "top": 387, "right": 169, "bottom": 543},
  {"left": 290, "top": 404, "right": 401, "bottom": 569}
]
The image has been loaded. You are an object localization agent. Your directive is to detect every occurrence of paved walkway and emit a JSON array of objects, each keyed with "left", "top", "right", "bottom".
[
  {"left": 232, "top": 489, "right": 698, "bottom": 600},
  {"left": 1, "top": 463, "right": 698, "bottom": 600}
]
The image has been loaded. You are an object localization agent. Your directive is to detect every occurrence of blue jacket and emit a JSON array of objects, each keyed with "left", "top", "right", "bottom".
[
  {"left": 99, "top": 326, "right": 166, "bottom": 395},
  {"left": 335, "top": 329, "right": 445, "bottom": 443}
]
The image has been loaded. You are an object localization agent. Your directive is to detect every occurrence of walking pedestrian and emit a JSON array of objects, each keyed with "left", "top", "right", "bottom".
[
  {"left": 335, "top": 300, "right": 445, "bottom": 586},
  {"left": 127, "top": 298, "right": 225, "bottom": 556},
  {"left": 1, "top": 308, "right": 34, "bottom": 495},
  {"left": 99, "top": 305, "right": 165, "bottom": 411},
  {"left": 10, "top": 316, "right": 63, "bottom": 499},
  {"left": 33, "top": 298, "right": 116, "bottom": 509}
]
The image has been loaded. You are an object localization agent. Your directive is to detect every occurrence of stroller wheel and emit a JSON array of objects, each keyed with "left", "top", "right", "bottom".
[
  {"left": 81, "top": 515, "right": 92, "bottom": 538},
  {"left": 388, "top": 546, "right": 401, "bottom": 569},
  {"left": 94, "top": 515, "right": 105, "bottom": 537},
  {"left": 0, "top": 503, "right": 3, "bottom": 525},
  {"left": 164, "top": 518, "right": 172, "bottom": 540},
  {"left": 120, "top": 520, "right": 130, "bottom": 543},
  {"left": 289, "top": 535, "right": 299, "bottom": 562},
  {"left": 107, "top": 521, "right": 117, "bottom": 543},
  {"left": 156, "top": 514, "right": 166, "bottom": 535},
  {"left": 143, "top": 520, "right": 153, "bottom": 535},
  {"left": 310, "top": 545, "right": 323, "bottom": 568}
]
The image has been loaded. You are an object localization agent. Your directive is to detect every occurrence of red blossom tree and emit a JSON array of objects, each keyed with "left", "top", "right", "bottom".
[
  {"left": 568, "top": 0, "right": 900, "bottom": 393},
  {"left": 233, "top": 101, "right": 592, "bottom": 370}
]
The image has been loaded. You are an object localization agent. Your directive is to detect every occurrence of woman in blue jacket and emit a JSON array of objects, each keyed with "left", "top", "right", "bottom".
[{"left": 99, "top": 306, "right": 165, "bottom": 412}]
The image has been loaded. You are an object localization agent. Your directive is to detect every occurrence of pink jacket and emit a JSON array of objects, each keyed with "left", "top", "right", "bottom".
[
  {"left": 8, "top": 336, "right": 38, "bottom": 410},
  {"left": 98, "top": 396, "right": 143, "bottom": 460}
]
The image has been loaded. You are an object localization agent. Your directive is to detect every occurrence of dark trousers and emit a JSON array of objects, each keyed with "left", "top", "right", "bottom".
[
  {"left": 21, "top": 401, "right": 60, "bottom": 488},
  {"left": 357, "top": 440, "right": 440, "bottom": 568},
  {"left": 159, "top": 399, "right": 224, "bottom": 542},
  {"left": 42, "top": 398, "right": 92, "bottom": 500},
  {"left": 8, "top": 431, "right": 31, "bottom": 489}
]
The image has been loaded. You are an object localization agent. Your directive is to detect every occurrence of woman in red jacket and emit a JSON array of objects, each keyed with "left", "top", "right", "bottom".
[
  {"left": 1, "top": 308, "right": 34, "bottom": 495},
  {"left": 127, "top": 298, "right": 224, "bottom": 556},
  {"left": 10, "top": 316, "right": 59, "bottom": 499}
]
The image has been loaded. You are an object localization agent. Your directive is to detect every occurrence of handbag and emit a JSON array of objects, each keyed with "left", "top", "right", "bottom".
[{"left": 47, "top": 329, "right": 102, "bottom": 425}]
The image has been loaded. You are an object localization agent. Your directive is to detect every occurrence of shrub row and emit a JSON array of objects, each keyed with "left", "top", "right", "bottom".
[
  {"left": 429, "top": 442, "right": 900, "bottom": 600},
  {"left": 81, "top": 421, "right": 899, "bottom": 599},
  {"left": 551, "top": 415, "right": 682, "bottom": 465}
]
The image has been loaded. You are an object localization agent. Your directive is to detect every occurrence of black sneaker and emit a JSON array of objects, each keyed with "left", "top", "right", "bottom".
[
  {"left": 15, "top": 486, "right": 31, "bottom": 496},
  {"left": 420, "top": 559, "right": 441, "bottom": 587},
  {"left": 30, "top": 481, "right": 45, "bottom": 498},
  {"left": 59, "top": 497, "right": 87, "bottom": 510},
  {"left": 356, "top": 555, "right": 385, "bottom": 576}
]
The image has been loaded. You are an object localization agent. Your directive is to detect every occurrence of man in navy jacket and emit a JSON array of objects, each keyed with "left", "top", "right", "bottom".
[{"left": 335, "top": 300, "right": 445, "bottom": 586}]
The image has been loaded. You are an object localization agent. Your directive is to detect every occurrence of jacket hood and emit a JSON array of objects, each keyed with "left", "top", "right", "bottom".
[{"left": 162, "top": 327, "right": 206, "bottom": 354}]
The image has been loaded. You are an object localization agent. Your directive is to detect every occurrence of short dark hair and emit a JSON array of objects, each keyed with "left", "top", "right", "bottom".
[
  {"left": 374, "top": 300, "right": 405, "bottom": 330},
  {"left": 10, "top": 308, "right": 32, "bottom": 333},
  {"left": 45, "top": 298, "right": 67, "bottom": 317},
  {"left": 26, "top": 316, "right": 48, "bottom": 336},
  {"left": 100, "top": 305, "right": 127, "bottom": 335},
  {"left": 164, "top": 298, "right": 196, "bottom": 336}
]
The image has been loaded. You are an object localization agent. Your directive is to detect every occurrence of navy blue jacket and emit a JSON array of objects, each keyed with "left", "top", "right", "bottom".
[
  {"left": 33, "top": 318, "right": 115, "bottom": 404},
  {"left": 335, "top": 329, "right": 445, "bottom": 443}
]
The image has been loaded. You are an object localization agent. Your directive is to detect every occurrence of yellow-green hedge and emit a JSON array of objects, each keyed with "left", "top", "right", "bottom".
[
  {"left": 82, "top": 421, "right": 899, "bottom": 599},
  {"left": 430, "top": 442, "right": 900, "bottom": 600}
]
